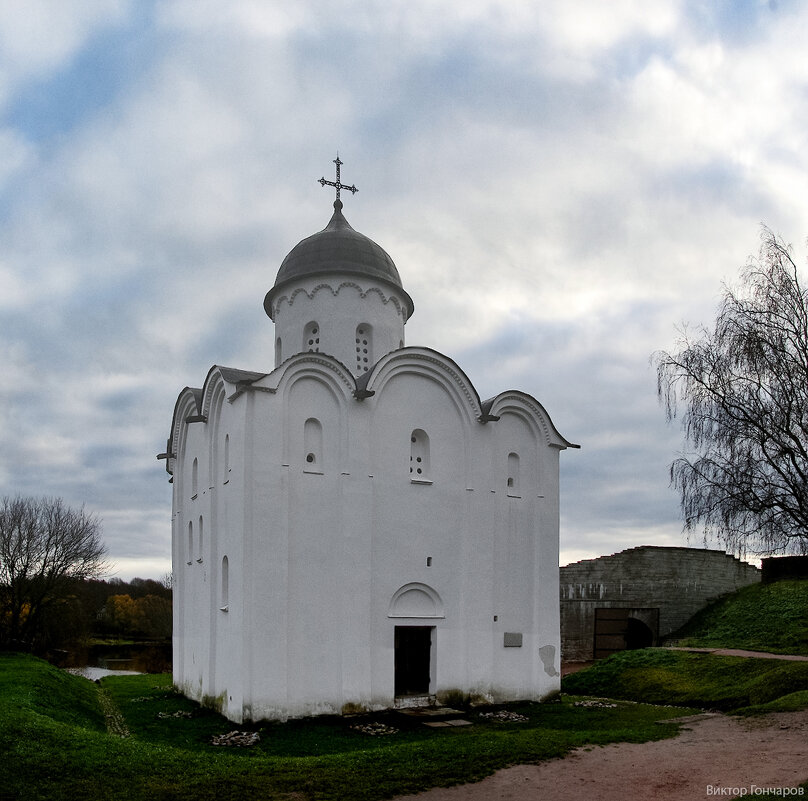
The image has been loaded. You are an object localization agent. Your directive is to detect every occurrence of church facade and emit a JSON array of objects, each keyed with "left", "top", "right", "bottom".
[{"left": 162, "top": 165, "right": 577, "bottom": 722}]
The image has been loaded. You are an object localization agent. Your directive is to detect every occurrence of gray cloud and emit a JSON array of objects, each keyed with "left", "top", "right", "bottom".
[{"left": 1, "top": 2, "right": 806, "bottom": 577}]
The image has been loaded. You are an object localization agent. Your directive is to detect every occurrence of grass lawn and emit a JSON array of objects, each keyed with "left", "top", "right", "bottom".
[
  {"left": 668, "top": 579, "right": 808, "bottom": 655},
  {"left": 562, "top": 648, "right": 808, "bottom": 714},
  {"left": 1, "top": 652, "right": 694, "bottom": 801}
]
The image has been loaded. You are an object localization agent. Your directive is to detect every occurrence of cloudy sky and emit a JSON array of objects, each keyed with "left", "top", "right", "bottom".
[{"left": 1, "top": 0, "right": 806, "bottom": 580}]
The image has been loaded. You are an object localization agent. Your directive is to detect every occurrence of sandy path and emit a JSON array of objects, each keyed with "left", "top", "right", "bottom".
[{"left": 394, "top": 710, "right": 808, "bottom": 800}]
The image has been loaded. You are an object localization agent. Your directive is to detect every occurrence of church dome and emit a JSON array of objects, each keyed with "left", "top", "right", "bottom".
[{"left": 264, "top": 200, "right": 414, "bottom": 319}]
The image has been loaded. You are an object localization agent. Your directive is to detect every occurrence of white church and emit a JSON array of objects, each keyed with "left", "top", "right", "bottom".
[{"left": 161, "top": 159, "right": 577, "bottom": 723}]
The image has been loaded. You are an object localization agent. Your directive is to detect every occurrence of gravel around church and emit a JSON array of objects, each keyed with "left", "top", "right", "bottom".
[
  {"left": 350, "top": 721, "right": 400, "bottom": 736},
  {"left": 393, "top": 709, "right": 808, "bottom": 801},
  {"left": 210, "top": 730, "right": 261, "bottom": 747},
  {"left": 477, "top": 710, "right": 529, "bottom": 722},
  {"left": 573, "top": 699, "right": 619, "bottom": 708}
]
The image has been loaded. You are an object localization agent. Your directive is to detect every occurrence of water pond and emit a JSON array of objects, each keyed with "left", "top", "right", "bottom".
[{"left": 55, "top": 642, "right": 172, "bottom": 679}]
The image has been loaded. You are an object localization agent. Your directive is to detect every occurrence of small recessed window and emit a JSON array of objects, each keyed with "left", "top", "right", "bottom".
[
  {"left": 220, "top": 555, "right": 229, "bottom": 611},
  {"left": 304, "top": 418, "right": 323, "bottom": 473},
  {"left": 410, "top": 429, "right": 431, "bottom": 482},
  {"left": 197, "top": 515, "right": 204, "bottom": 562},
  {"left": 303, "top": 321, "right": 320, "bottom": 353},
  {"left": 507, "top": 452, "right": 520, "bottom": 496},
  {"left": 355, "top": 324, "right": 373, "bottom": 374}
]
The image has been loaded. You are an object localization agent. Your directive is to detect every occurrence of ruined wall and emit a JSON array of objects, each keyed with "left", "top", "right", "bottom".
[{"left": 560, "top": 546, "right": 760, "bottom": 663}]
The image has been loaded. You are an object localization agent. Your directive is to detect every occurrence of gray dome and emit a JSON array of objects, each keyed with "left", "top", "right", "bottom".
[{"left": 264, "top": 201, "right": 414, "bottom": 319}]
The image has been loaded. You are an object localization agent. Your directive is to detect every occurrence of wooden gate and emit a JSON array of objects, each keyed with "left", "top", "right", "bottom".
[
  {"left": 593, "top": 608, "right": 659, "bottom": 659},
  {"left": 593, "top": 608, "right": 629, "bottom": 659}
]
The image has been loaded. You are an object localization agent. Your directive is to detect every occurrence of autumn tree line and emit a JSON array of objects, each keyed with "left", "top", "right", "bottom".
[
  {"left": 2, "top": 573, "right": 172, "bottom": 654},
  {"left": 1, "top": 573, "right": 172, "bottom": 653},
  {"left": 0, "top": 495, "right": 171, "bottom": 654}
]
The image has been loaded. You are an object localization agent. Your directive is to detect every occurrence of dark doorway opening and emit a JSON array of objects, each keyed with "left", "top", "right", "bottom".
[
  {"left": 394, "top": 626, "right": 432, "bottom": 697},
  {"left": 625, "top": 617, "right": 654, "bottom": 650}
]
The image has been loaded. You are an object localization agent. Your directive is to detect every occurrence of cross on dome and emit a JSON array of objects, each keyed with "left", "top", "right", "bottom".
[{"left": 318, "top": 155, "right": 358, "bottom": 204}]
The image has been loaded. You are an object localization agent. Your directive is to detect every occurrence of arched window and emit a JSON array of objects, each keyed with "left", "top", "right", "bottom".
[
  {"left": 507, "top": 452, "right": 520, "bottom": 496},
  {"left": 410, "top": 429, "right": 430, "bottom": 481},
  {"left": 223, "top": 434, "right": 230, "bottom": 484},
  {"left": 220, "top": 556, "right": 229, "bottom": 611},
  {"left": 187, "top": 521, "right": 193, "bottom": 566},
  {"left": 191, "top": 457, "right": 198, "bottom": 498},
  {"left": 275, "top": 336, "right": 282, "bottom": 367},
  {"left": 197, "top": 516, "right": 204, "bottom": 562},
  {"left": 303, "top": 321, "right": 320, "bottom": 353},
  {"left": 355, "top": 323, "right": 373, "bottom": 374},
  {"left": 304, "top": 417, "right": 323, "bottom": 473}
]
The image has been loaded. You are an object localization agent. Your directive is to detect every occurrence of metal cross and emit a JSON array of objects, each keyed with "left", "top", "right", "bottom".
[{"left": 318, "top": 155, "right": 357, "bottom": 202}]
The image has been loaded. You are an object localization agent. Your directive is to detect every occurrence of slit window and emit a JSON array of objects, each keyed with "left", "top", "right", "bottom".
[
  {"left": 187, "top": 521, "right": 193, "bottom": 565},
  {"left": 197, "top": 516, "right": 204, "bottom": 562},
  {"left": 220, "top": 556, "right": 229, "bottom": 611},
  {"left": 304, "top": 418, "right": 323, "bottom": 473},
  {"left": 191, "top": 457, "right": 198, "bottom": 498},
  {"left": 507, "top": 452, "right": 520, "bottom": 496},
  {"left": 355, "top": 324, "right": 373, "bottom": 374}
]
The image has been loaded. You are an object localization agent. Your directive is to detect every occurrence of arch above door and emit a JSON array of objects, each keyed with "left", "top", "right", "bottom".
[{"left": 388, "top": 582, "right": 444, "bottom": 619}]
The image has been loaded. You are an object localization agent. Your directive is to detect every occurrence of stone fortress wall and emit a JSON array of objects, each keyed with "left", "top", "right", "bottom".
[{"left": 560, "top": 546, "right": 761, "bottom": 663}]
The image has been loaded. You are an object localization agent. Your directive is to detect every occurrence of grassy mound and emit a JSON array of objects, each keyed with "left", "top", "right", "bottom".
[
  {"left": 562, "top": 648, "right": 808, "bottom": 713},
  {"left": 669, "top": 579, "right": 808, "bottom": 655},
  {"left": 0, "top": 653, "right": 696, "bottom": 801},
  {"left": 0, "top": 651, "right": 106, "bottom": 731}
]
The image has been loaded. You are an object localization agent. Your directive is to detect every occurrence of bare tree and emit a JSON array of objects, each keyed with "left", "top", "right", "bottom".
[
  {"left": 0, "top": 496, "right": 107, "bottom": 651},
  {"left": 655, "top": 228, "right": 808, "bottom": 557}
]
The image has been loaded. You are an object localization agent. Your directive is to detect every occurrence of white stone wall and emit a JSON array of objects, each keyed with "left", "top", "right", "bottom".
[
  {"left": 169, "top": 344, "right": 571, "bottom": 722},
  {"left": 270, "top": 277, "right": 409, "bottom": 372}
]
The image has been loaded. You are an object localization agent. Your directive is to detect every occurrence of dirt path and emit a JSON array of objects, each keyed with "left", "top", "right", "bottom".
[
  {"left": 394, "top": 710, "right": 808, "bottom": 800},
  {"left": 666, "top": 647, "right": 808, "bottom": 662}
]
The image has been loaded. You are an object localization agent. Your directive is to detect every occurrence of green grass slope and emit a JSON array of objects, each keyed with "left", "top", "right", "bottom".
[
  {"left": 0, "top": 651, "right": 106, "bottom": 732},
  {"left": 669, "top": 579, "right": 808, "bottom": 655},
  {"left": 0, "top": 653, "right": 695, "bottom": 801},
  {"left": 562, "top": 648, "right": 808, "bottom": 713}
]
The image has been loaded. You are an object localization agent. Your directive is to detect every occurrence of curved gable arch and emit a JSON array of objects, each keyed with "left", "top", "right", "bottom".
[
  {"left": 488, "top": 391, "right": 578, "bottom": 450},
  {"left": 267, "top": 353, "right": 355, "bottom": 470},
  {"left": 200, "top": 366, "right": 230, "bottom": 422},
  {"left": 269, "top": 352, "right": 357, "bottom": 406},
  {"left": 368, "top": 347, "right": 483, "bottom": 427},
  {"left": 168, "top": 387, "right": 203, "bottom": 477},
  {"left": 206, "top": 379, "right": 229, "bottom": 491},
  {"left": 388, "top": 582, "right": 445, "bottom": 619}
]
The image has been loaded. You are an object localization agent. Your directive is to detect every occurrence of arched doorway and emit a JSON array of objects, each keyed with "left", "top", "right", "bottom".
[{"left": 625, "top": 616, "right": 654, "bottom": 650}]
